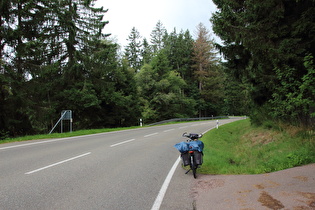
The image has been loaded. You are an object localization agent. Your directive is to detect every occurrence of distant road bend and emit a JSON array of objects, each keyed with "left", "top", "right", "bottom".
[{"left": 0, "top": 118, "right": 242, "bottom": 209}]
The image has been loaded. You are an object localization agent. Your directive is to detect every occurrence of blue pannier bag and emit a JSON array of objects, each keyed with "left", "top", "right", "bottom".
[
  {"left": 188, "top": 140, "right": 204, "bottom": 152},
  {"left": 174, "top": 141, "right": 189, "bottom": 153}
]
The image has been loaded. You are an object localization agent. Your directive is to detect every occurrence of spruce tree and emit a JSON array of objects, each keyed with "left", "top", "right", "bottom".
[
  {"left": 0, "top": 0, "right": 53, "bottom": 135},
  {"left": 141, "top": 38, "right": 152, "bottom": 64},
  {"left": 150, "top": 20, "right": 167, "bottom": 54},
  {"left": 124, "top": 27, "right": 142, "bottom": 71}
]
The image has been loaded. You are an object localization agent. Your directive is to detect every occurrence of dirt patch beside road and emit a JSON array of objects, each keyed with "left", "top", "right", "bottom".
[{"left": 191, "top": 164, "right": 315, "bottom": 210}]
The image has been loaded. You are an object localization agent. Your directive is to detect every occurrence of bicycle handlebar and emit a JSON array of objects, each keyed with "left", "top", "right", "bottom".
[{"left": 182, "top": 132, "right": 203, "bottom": 139}]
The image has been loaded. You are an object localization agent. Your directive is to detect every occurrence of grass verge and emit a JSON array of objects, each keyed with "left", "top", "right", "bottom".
[
  {"left": 0, "top": 119, "right": 219, "bottom": 144},
  {"left": 0, "top": 126, "right": 140, "bottom": 144},
  {"left": 199, "top": 119, "right": 315, "bottom": 174}
]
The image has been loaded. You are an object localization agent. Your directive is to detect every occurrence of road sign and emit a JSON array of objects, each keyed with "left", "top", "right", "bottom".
[
  {"left": 49, "top": 110, "right": 73, "bottom": 134},
  {"left": 61, "top": 110, "right": 72, "bottom": 120}
]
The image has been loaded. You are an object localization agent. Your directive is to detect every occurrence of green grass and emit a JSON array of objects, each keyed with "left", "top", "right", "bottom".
[
  {"left": 199, "top": 119, "right": 315, "bottom": 174},
  {"left": 0, "top": 119, "right": 221, "bottom": 144},
  {"left": 0, "top": 126, "right": 141, "bottom": 144}
]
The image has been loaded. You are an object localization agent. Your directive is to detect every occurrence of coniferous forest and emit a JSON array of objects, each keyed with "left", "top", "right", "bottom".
[{"left": 1, "top": 0, "right": 314, "bottom": 138}]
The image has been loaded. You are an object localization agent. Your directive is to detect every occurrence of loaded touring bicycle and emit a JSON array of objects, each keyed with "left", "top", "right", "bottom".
[{"left": 174, "top": 133, "right": 204, "bottom": 178}]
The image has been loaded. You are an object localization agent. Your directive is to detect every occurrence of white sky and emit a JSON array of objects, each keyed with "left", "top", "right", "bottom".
[{"left": 95, "top": 0, "right": 219, "bottom": 47}]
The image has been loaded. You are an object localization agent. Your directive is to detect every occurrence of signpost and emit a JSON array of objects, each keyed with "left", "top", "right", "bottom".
[
  {"left": 61, "top": 110, "right": 72, "bottom": 133},
  {"left": 49, "top": 110, "right": 72, "bottom": 134}
]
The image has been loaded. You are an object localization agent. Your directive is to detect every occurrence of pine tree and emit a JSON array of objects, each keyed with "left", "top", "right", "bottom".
[
  {"left": 124, "top": 27, "right": 142, "bottom": 71},
  {"left": 150, "top": 20, "right": 166, "bottom": 54},
  {"left": 57, "top": 0, "right": 108, "bottom": 80},
  {"left": 192, "top": 23, "right": 223, "bottom": 117},
  {"left": 164, "top": 29, "right": 194, "bottom": 82},
  {"left": 193, "top": 23, "right": 218, "bottom": 90},
  {"left": 141, "top": 38, "right": 152, "bottom": 64}
]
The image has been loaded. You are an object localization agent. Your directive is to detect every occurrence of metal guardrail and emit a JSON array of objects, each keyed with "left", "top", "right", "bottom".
[{"left": 147, "top": 116, "right": 229, "bottom": 126}]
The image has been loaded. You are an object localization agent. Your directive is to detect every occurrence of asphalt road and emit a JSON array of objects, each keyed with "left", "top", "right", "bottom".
[{"left": 0, "top": 118, "right": 242, "bottom": 210}]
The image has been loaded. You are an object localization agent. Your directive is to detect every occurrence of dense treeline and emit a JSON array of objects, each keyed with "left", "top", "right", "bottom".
[
  {"left": 2, "top": 0, "right": 313, "bottom": 139},
  {"left": 1, "top": 1, "right": 231, "bottom": 138},
  {"left": 211, "top": 0, "right": 315, "bottom": 128}
]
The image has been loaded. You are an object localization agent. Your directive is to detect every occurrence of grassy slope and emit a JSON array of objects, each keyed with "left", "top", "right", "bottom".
[{"left": 199, "top": 119, "right": 315, "bottom": 174}]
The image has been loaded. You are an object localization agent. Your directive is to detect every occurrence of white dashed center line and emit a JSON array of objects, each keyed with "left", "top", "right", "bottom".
[
  {"left": 25, "top": 152, "right": 91, "bottom": 175},
  {"left": 163, "top": 129, "right": 175, "bottom": 132},
  {"left": 144, "top": 133, "right": 158, "bottom": 137},
  {"left": 110, "top": 139, "right": 135, "bottom": 147}
]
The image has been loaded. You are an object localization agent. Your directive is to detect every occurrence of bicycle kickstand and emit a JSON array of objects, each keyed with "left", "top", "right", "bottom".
[{"left": 185, "top": 169, "right": 191, "bottom": 174}]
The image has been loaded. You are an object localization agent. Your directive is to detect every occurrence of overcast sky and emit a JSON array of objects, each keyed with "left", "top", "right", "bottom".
[{"left": 95, "top": 0, "right": 218, "bottom": 47}]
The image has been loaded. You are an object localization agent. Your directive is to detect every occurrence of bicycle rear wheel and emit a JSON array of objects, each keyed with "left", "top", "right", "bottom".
[{"left": 190, "top": 155, "right": 197, "bottom": 179}]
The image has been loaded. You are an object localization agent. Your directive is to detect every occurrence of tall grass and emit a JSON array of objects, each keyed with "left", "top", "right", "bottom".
[{"left": 199, "top": 119, "right": 315, "bottom": 174}]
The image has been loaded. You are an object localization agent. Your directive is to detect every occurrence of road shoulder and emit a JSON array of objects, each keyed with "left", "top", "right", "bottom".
[{"left": 192, "top": 164, "right": 315, "bottom": 209}]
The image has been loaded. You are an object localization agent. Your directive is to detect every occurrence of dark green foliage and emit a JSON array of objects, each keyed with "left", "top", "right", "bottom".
[
  {"left": 1, "top": 6, "right": 227, "bottom": 138},
  {"left": 223, "top": 67, "right": 252, "bottom": 116},
  {"left": 164, "top": 29, "right": 195, "bottom": 84},
  {"left": 141, "top": 38, "right": 152, "bottom": 64},
  {"left": 133, "top": 25, "right": 226, "bottom": 123},
  {"left": 212, "top": 0, "right": 315, "bottom": 127},
  {"left": 0, "top": 0, "right": 140, "bottom": 137},
  {"left": 135, "top": 50, "right": 195, "bottom": 123}
]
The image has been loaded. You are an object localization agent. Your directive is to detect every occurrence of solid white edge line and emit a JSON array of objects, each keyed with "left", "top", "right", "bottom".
[
  {"left": 151, "top": 156, "right": 181, "bottom": 210},
  {"left": 110, "top": 139, "right": 135, "bottom": 147},
  {"left": 25, "top": 152, "right": 91, "bottom": 175},
  {"left": 202, "top": 126, "right": 217, "bottom": 135},
  {"left": 151, "top": 125, "right": 216, "bottom": 209}
]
